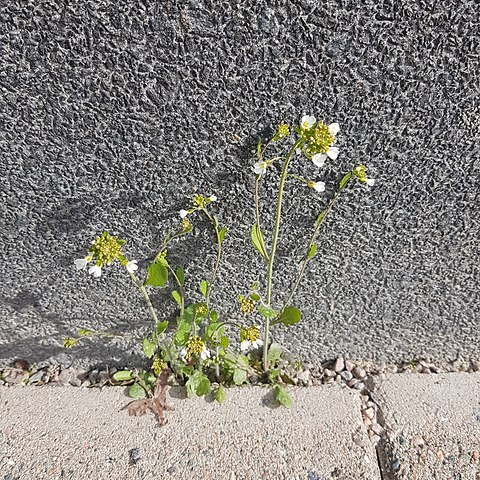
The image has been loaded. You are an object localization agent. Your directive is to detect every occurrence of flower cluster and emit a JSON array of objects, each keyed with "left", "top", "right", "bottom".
[
  {"left": 353, "top": 164, "right": 375, "bottom": 187},
  {"left": 74, "top": 232, "right": 138, "bottom": 278},
  {"left": 152, "top": 356, "right": 167, "bottom": 375},
  {"left": 184, "top": 336, "right": 210, "bottom": 360},
  {"left": 179, "top": 194, "right": 217, "bottom": 219},
  {"left": 238, "top": 295, "right": 256, "bottom": 314},
  {"left": 240, "top": 325, "right": 262, "bottom": 352},
  {"left": 300, "top": 115, "right": 340, "bottom": 167}
]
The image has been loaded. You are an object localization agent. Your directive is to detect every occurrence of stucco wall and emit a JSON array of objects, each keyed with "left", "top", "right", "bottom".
[{"left": 1, "top": 0, "right": 478, "bottom": 368}]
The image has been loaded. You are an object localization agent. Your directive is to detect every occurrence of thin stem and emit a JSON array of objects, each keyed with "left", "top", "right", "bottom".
[
  {"left": 202, "top": 208, "right": 222, "bottom": 307},
  {"left": 282, "top": 178, "right": 350, "bottom": 310},
  {"left": 128, "top": 271, "right": 177, "bottom": 372},
  {"left": 167, "top": 264, "right": 185, "bottom": 318},
  {"left": 263, "top": 138, "right": 303, "bottom": 371}
]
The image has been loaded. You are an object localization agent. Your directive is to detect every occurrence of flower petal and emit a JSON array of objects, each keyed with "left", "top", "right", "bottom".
[
  {"left": 126, "top": 260, "right": 138, "bottom": 273},
  {"left": 328, "top": 123, "right": 340, "bottom": 136},
  {"left": 366, "top": 178, "right": 375, "bottom": 187},
  {"left": 301, "top": 115, "right": 316, "bottom": 129},
  {"left": 313, "top": 181, "right": 326, "bottom": 192},
  {"left": 312, "top": 153, "right": 327, "bottom": 167},
  {"left": 88, "top": 265, "right": 102, "bottom": 278},
  {"left": 240, "top": 340, "right": 251, "bottom": 351},
  {"left": 179, "top": 209, "right": 188, "bottom": 218},
  {"left": 209, "top": 195, "right": 217, "bottom": 202},
  {"left": 327, "top": 147, "right": 339, "bottom": 160},
  {"left": 74, "top": 259, "right": 87, "bottom": 270}
]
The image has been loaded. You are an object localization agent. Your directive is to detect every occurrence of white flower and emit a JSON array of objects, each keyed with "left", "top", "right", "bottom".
[
  {"left": 88, "top": 265, "right": 102, "bottom": 278},
  {"left": 126, "top": 260, "right": 138, "bottom": 273},
  {"left": 312, "top": 153, "right": 326, "bottom": 167},
  {"left": 179, "top": 209, "right": 188, "bottom": 218},
  {"left": 74, "top": 258, "right": 88, "bottom": 270},
  {"left": 308, "top": 181, "right": 325, "bottom": 192},
  {"left": 301, "top": 115, "right": 316, "bottom": 130},
  {"left": 253, "top": 161, "right": 268, "bottom": 175},
  {"left": 328, "top": 122, "right": 340, "bottom": 136},
  {"left": 366, "top": 178, "right": 375, "bottom": 187},
  {"left": 209, "top": 194, "right": 217, "bottom": 202},
  {"left": 240, "top": 339, "right": 263, "bottom": 352},
  {"left": 311, "top": 146, "right": 339, "bottom": 167},
  {"left": 179, "top": 348, "right": 187, "bottom": 360},
  {"left": 200, "top": 348, "right": 211, "bottom": 360}
]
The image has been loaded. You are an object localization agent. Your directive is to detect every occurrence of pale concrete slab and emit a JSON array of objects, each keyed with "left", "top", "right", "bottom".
[
  {"left": 373, "top": 373, "right": 480, "bottom": 479},
  {"left": 0, "top": 385, "right": 380, "bottom": 480}
]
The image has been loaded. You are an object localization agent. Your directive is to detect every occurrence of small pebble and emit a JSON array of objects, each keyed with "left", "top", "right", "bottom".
[
  {"left": 129, "top": 448, "right": 141, "bottom": 465},
  {"left": 323, "top": 368, "right": 335, "bottom": 378},
  {"left": 28, "top": 371, "right": 46, "bottom": 384},
  {"left": 354, "top": 381, "right": 365, "bottom": 391},
  {"left": 347, "top": 378, "right": 358, "bottom": 388},
  {"left": 334, "top": 357, "right": 345, "bottom": 373},
  {"left": 412, "top": 435, "right": 425, "bottom": 447},
  {"left": 364, "top": 407, "right": 375, "bottom": 419},
  {"left": 340, "top": 371, "right": 353, "bottom": 382},
  {"left": 371, "top": 423, "right": 383, "bottom": 436},
  {"left": 391, "top": 459, "right": 400, "bottom": 471},
  {"left": 345, "top": 360, "right": 355, "bottom": 372},
  {"left": 352, "top": 366, "right": 366, "bottom": 380},
  {"left": 369, "top": 434, "right": 381, "bottom": 445}
]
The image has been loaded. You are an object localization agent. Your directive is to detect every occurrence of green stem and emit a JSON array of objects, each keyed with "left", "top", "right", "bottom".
[
  {"left": 167, "top": 265, "right": 185, "bottom": 318},
  {"left": 202, "top": 208, "right": 222, "bottom": 307},
  {"left": 282, "top": 177, "right": 350, "bottom": 310},
  {"left": 263, "top": 138, "right": 303, "bottom": 371},
  {"left": 128, "top": 271, "right": 176, "bottom": 372}
]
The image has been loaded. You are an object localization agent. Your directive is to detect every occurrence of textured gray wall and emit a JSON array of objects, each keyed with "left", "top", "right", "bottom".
[{"left": 1, "top": 0, "right": 478, "bottom": 369}]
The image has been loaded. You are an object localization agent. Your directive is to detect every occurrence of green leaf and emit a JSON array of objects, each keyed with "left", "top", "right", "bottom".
[
  {"left": 128, "top": 383, "right": 147, "bottom": 399},
  {"left": 233, "top": 368, "right": 248, "bottom": 385},
  {"left": 218, "top": 226, "right": 227, "bottom": 244},
  {"left": 196, "top": 375, "right": 211, "bottom": 396},
  {"left": 250, "top": 223, "right": 269, "bottom": 261},
  {"left": 250, "top": 293, "right": 260, "bottom": 301},
  {"left": 267, "top": 343, "right": 283, "bottom": 365},
  {"left": 307, "top": 243, "right": 317, "bottom": 259},
  {"left": 112, "top": 370, "right": 134, "bottom": 382},
  {"left": 200, "top": 280, "right": 209, "bottom": 298},
  {"left": 145, "top": 263, "right": 168, "bottom": 287},
  {"left": 258, "top": 305, "right": 278, "bottom": 319},
  {"left": 171, "top": 290, "right": 182, "bottom": 305},
  {"left": 77, "top": 328, "right": 93, "bottom": 336},
  {"left": 174, "top": 320, "right": 191, "bottom": 346},
  {"left": 210, "top": 311, "right": 218, "bottom": 323},
  {"left": 142, "top": 338, "right": 156, "bottom": 359},
  {"left": 185, "top": 372, "right": 211, "bottom": 397},
  {"left": 276, "top": 306, "right": 302, "bottom": 326},
  {"left": 176, "top": 267, "right": 185, "bottom": 286},
  {"left": 339, "top": 171, "right": 352, "bottom": 190},
  {"left": 315, "top": 210, "right": 327, "bottom": 226},
  {"left": 215, "top": 385, "right": 227, "bottom": 403},
  {"left": 156, "top": 321, "right": 168, "bottom": 335},
  {"left": 257, "top": 139, "right": 262, "bottom": 158},
  {"left": 274, "top": 385, "right": 293, "bottom": 408},
  {"left": 220, "top": 335, "right": 229, "bottom": 348}
]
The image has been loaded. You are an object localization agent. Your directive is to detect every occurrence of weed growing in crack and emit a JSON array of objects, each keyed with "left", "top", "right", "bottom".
[{"left": 66, "top": 115, "right": 375, "bottom": 423}]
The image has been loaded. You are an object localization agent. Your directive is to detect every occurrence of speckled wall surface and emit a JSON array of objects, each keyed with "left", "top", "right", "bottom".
[{"left": 0, "top": 0, "right": 478, "bottom": 368}]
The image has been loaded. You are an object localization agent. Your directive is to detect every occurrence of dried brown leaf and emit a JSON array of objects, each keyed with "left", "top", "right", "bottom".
[{"left": 122, "top": 369, "right": 173, "bottom": 426}]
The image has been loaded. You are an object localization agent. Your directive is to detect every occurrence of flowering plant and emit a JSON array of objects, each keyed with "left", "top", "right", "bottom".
[{"left": 66, "top": 115, "right": 374, "bottom": 420}]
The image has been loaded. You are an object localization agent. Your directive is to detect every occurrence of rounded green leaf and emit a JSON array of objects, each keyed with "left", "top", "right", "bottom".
[
  {"left": 199, "top": 280, "right": 209, "bottom": 298},
  {"left": 128, "top": 383, "right": 147, "bottom": 399},
  {"left": 171, "top": 290, "right": 182, "bottom": 305},
  {"left": 176, "top": 267, "right": 185, "bottom": 286},
  {"left": 278, "top": 306, "right": 301, "bottom": 326},
  {"left": 145, "top": 263, "right": 168, "bottom": 287},
  {"left": 112, "top": 370, "right": 134, "bottom": 382},
  {"left": 156, "top": 321, "right": 168, "bottom": 335},
  {"left": 233, "top": 368, "right": 247, "bottom": 386},
  {"left": 215, "top": 385, "right": 227, "bottom": 403},
  {"left": 142, "top": 338, "right": 156, "bottom": 359},
  {"left": 196, "top": 376, "right": 211, "bottom": 396},
  {"left": 274, "top": 385, "right": 293, "bottom": 408}
]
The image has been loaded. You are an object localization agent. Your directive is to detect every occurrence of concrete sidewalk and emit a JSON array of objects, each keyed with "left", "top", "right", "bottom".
[
  {"left": 2, "top": 373, "right": 480, "bottom": 480},
  {"left": 0, "top": 384, "right": 380, "bottom": 480}
]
